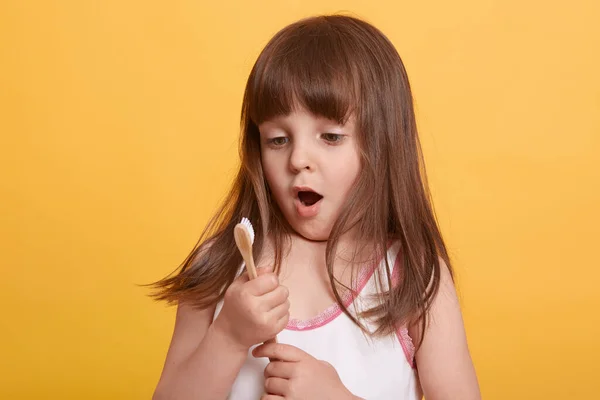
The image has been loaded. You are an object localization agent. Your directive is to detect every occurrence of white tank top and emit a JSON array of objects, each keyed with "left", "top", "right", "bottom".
[{"left": 213, "top": 242, "right": 421, "bottom": 399}]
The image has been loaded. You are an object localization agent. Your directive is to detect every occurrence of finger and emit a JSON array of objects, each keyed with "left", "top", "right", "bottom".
[
  {"left": 260, "top": 395, "right": 284, "bottom": 400},
  {"left": 264, "top": 377, "right": 289, "bottom": 396},
  {"left": 275, "top": 312, "right": 289, "bottom": 332},
  {"left": 253, "top": 343, "right": 310, "bottom": 362},
  {"left": 264, "top": 313, "right": 289, "bottom": 347},
  {"left": 264, "top": 361, "right": 295, "bottom": 379},
  {"left": 246, "top": 273, "right": 279, "bottom": 296},
  {"left": 261, "top": 286, "right": 289, "bottom": 310},
  {"left": 268, "top": 299, "right": 290, "bottom": 321}
]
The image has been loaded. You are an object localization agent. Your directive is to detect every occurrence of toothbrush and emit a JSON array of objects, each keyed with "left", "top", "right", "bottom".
[
  {"left": 234, "top": 218, "right": 278, "bottom": 351},
  {"left": 234, "top": 217, "right": 259, "bottom": 280}
]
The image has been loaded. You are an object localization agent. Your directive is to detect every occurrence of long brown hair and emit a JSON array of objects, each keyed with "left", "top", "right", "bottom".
[{"left": 149, "top": 14, "right": 451, "bottom": 346}]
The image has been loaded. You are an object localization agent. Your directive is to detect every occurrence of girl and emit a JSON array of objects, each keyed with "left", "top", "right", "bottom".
[{"left": 151, "top": 14, "right": 480, "bottom": 400}]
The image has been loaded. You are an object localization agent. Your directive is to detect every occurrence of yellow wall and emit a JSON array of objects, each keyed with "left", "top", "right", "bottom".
[{"left": 1, "top": 1, "right": 598, "bottom": 399}]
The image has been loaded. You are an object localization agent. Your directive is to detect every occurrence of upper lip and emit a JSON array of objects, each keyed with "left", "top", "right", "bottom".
[{"left": 292, "top": 186, "right": 322, "bottom": 197}]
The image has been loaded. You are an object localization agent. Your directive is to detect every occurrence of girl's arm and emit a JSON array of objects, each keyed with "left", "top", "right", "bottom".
[
  {"left": 153, "top": 268, "right": 289, "bottom": 400},
  {"left": 152, "top": 302, "right": 248, "bottom": 400},
  {"left": 409, "top": 259, "right": 481, "bottom": 400}
]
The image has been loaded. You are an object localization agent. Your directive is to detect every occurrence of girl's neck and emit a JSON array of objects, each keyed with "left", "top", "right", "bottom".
[
  {"left": 259, "top": 229, "right": 378, "bottom": 274},
  {"left": 287, "top": 232, "right": 362, "bottom": 261}
]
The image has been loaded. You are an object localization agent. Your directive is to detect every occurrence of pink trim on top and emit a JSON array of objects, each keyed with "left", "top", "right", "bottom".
[
  {"left": 284, "top": 242, "right": 416, "bottom": 367},
  {"left": 389, "top": 247, "right": 416, "bottom": 368},
  {"left": 396, "top": 327, "right": 416, "bottom": 368},
  {"left": 285, "top": 250, "right": 384, "bottom": 331}
]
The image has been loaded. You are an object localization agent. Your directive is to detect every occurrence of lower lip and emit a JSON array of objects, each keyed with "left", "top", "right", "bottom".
[{"left": 294, "top": 198, "right": 322, "bottom": 218}]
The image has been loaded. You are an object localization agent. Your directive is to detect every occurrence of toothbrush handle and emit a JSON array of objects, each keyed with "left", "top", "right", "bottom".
[{"left": 245, "top": 255, "right": 258, "bottom": 280}]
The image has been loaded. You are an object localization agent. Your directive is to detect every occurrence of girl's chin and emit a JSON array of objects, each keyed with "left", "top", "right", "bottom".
[{"left": 288, "top": 222, "right": 331, "bottom": 243}]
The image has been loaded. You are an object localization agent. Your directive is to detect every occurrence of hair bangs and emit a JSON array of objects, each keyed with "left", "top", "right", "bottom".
[{"left": 247, "top": 21, "right": 360, "bottom": 126}]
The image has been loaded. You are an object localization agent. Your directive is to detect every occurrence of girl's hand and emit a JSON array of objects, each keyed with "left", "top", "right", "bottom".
[
  {"left": 213, "top": 268, "right": 290, "bottom": 351},
  {"left": 253, "top": 343, "right": 361, "bottom": 400}
]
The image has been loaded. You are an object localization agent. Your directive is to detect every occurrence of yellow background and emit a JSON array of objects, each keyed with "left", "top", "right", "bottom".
[{"left": 1, "top": 1, "right": 598, "bottom": 399}]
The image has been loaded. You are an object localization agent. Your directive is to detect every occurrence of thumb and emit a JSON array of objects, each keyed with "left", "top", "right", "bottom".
[{"left": 256, "top": 265, "right": 275, "bottom": 276}]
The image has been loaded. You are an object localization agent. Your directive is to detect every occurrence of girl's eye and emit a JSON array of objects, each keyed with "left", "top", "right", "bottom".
[
  {"left": 322, "top": 133, "right": 344, "bottom": 143},
  {"left": 267, "top": 137, "right": 289, "bottom": 146}
]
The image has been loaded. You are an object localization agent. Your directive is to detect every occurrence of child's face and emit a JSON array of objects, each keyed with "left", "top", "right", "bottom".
[{"left": 258, "top": 106, "right": 361, "bottom": 241}]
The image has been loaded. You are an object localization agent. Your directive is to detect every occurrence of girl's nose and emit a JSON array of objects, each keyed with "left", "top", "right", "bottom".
[{"left": 289, "top": 144, "right": 313, "bottom": 173}]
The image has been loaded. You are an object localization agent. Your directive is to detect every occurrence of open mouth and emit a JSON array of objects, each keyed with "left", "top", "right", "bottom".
[{"left": 297, "top": 190, "right": 323, "bottom": 206}]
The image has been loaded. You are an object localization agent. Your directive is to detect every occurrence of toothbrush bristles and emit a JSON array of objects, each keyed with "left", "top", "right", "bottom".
[{"left": 240, "top": 217, "right": 255, "bottom": 244}]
